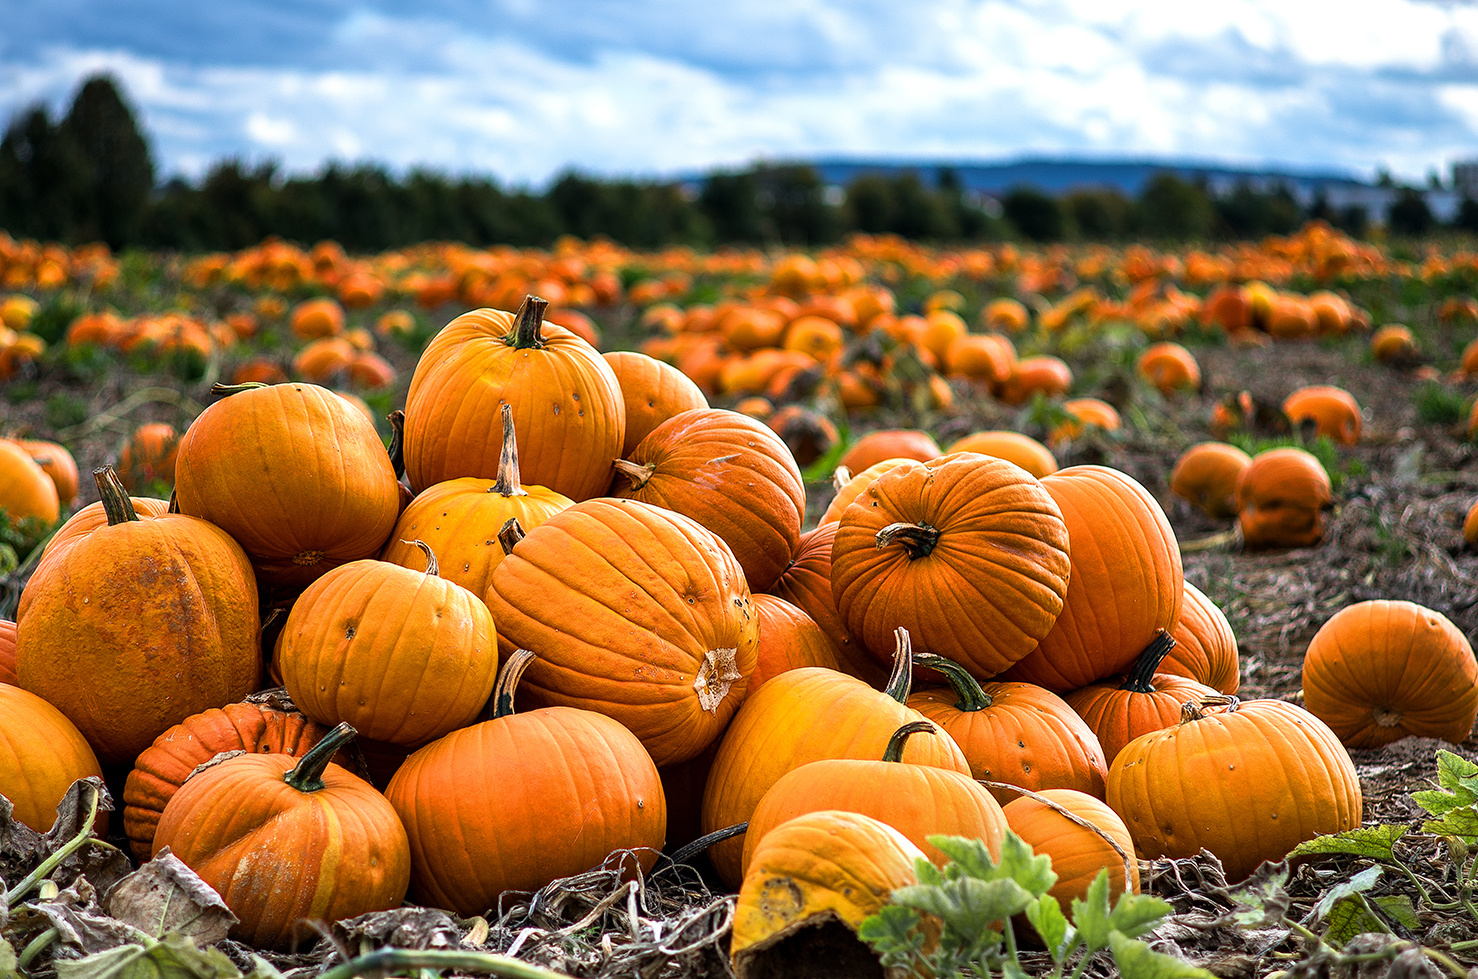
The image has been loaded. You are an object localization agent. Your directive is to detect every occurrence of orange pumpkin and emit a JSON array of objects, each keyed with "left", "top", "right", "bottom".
[
  {"left": 1169, "top": 442, "right": 1251, "bottom": 520},
  {"left": 1237, "top": 447, "right": 1332, "bottom": 549},
  {"left": 1002, "top": 788, "right": 1138, "bottom": 905},
  {"left": 944, "top": 431, "right": 1057, "bottom": 478},
  {"left": 0, "top": 439, "right": 59, "bottom": 525},
  {"left": 1164, "top": 581, "right": 1240, "bottom": 693},
  {"left": 116, "top": 422, "right": 180, "bottom": 493},
  {"left": 998, "top": 356, "right": 1072, "bottom": 406},
  {"left": 603, "top": 350, "right": 709, "bottom": 457},
  {"left": 1135, "top": 342, "right": 1200, "bottom": 396},
  {"left": 1282, "top": 385, "right": 1361, "bottom": 444},
  {"left": 1048, "top": 398, "right": 1121, "bottom": 447},
  {"left": 819, "top": 457, "right": 913, "bottom": 526},
  {"left": 769, "top": 523, "right": 883, "bottom": 687},
  {"left": 0, "top": 683, "right": 105, "bottom": 832},
  {"left": 836, "top": 429, "right": 941, "bottom": 474},
  {"left": 0, "top": 618, "right": 14, "bottom": 685},
  {"left": 750, "top": 594, "right": 841, "bottom": 692},
  {"left": 17, "top": 439, "right": 78, "bottom": 508}
]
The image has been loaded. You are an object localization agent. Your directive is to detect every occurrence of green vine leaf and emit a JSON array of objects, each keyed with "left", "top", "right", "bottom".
[
  {"left": 1108, "top": 932, "right": 1216, "bottom": 979},
  {"left": 1224, "top": 864, "right": 1292, "bottom": 928},
  {"left": 1371, "top": 894, "right": 1419, "bottom": 931},
  {"left": 1288, "top": 824, "right": 1406, "bottom": 862},
  {"left": 1023, "top": 894, "right": 1073, "bottom": 961}
]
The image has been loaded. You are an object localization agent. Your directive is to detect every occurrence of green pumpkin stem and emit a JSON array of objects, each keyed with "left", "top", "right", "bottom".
[
  {"left": 403, "top": 539, "right": 439, "bottom": 577},
  {"left": 498, "top": 517, "right": 526, "bottom": 556},
  {"left": 284, "top": 721, "right": 355, "bottom": 793},
  {"left": 876, "top": 522, "right": 939, "bottom": 559},
  {"left": 912, "top": 652, "right": 992, "bottom": 711},
  {"left": 884, "top": 626, "right": 915, "bottom": 703},
  {"left": 493, "top": 403, "right": 525, "bottom": 497},
  {"left": 1118, "top": 630, "right": 1176, "bottom": 694},
  {"left": 611, "top": 458, "right": 654, "bottom": 491},
  {"left": 491, "top": 649, "right": 537, "bottom": 719},
  {"left": 93, "top": 467, "right": 139, "bottom": 525},
  {"left": 387, "top": 410, "right": 407, "bottom": 480},
  {"left": 209, "top": 382, "right": 268, "bottom": 398},
  {"left": 882, "top": 720, "right": 937, "bottom": 762},
  {"left": 506, "top": 296, "right": 550, "bottom": 350}
]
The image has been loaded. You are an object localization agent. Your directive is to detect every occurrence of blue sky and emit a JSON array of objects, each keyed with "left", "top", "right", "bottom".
[{"left": 1, "top": 0, "right": 1474, "bottom": 187}]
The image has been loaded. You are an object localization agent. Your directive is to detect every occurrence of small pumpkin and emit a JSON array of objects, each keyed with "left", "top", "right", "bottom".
[
  {"left": 603, "top": 350, "right": 709, "bottom": 458},
  {"left": 750, "top": 594, "right": 841, "bottom": 692},
  {"left": 944, "top": 430, "right": 1057, "bottom": 478},
  {"left": 1001, "top": 788, "right": 1138, "bottom": 906},
  {"left": 116, "top": 422, "right": 181, "bottom": 493},
  {"left": 17, "top": 439, "right": 78, "bottom": 508},
  {"left": 1236, "top": 447, "right": 1332, "bottom": 550},
  {"left": 0, "top": 683, "right": 105, "bottom": 833},
  {"left": 1135, "top": 342, "right": 1200, "bottom": 396},
  {"left": 0, "top": 439, "right": 59, "bottom": 526},
  {"left": 1169, "top": 442, "right": 1251, "bottom": 520},
  {"left": 1048, "top": 398, "right": 1121, "bottom": 446},
  {"left": 836, "top": 429, "right": 941, "bottom": 474},
  {"left": 1282, "top": 385, "right": 1361, "bottom": 445}
]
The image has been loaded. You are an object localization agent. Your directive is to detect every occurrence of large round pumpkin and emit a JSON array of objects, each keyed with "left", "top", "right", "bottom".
[
  {"left": 831, "top": 453, "right": 1072, "bottom": 679},
  {"left": 403, "top": 297, "right": 625, "bottom": 501},
  {"left": 603, "top": 350, "right": 709, "bottom": 458},
  {"left": 1302, "top": 600, "right": 1478, "bottom": 748},
  {"left": 610, "top": 408, "right": 804, "bottom": 593},
  {"left": 486, "top": 497, "right": 757, "bottom": 767},
  {"left": 0, "top": 683, "right": 105, "bottom": 832}
]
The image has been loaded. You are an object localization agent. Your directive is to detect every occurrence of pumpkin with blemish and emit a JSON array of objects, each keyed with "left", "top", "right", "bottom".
[{"left": 602, "top": 350, "right": 709, "bottom": 458}]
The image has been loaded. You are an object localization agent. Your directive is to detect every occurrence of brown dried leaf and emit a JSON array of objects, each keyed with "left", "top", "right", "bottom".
[
  {"left": 330, "top": 907, "right": 461, "bottom": 954},
  {"left": 0, "top": 779, "right": 129, "bottom": 897},
  {"left": 105, "top": 850, "right": 237, "bottom": 946}
]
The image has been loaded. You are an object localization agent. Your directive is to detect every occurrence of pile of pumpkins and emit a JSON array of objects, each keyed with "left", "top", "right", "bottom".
[{"left": 4, "top": 294, "right": 1474, "bottom": 959}]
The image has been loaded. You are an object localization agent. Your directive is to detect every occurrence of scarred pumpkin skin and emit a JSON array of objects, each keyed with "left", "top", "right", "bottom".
[
  {"left": 403, "top": 298, "right": 625, "bottom": 501},
  {"left": 769, "top": 523, "right": 883, "bottom": 687},
  {"left": 1302, "top": 600, "right": 1478, "bottom": 748},
  {"left": 832, "top": 453, "right": 1072, "bottom": 680},
  {"left": 173, "top": 382, "right": 401, "bottom": 590},
  {"left": 122, "top": 703, "right": 333, "bottom": 860},
  {"left": 750, "top": 594, "right": 841, "bottom": 692},
  {"left": 153, "top": 726, "right": 410, "bottom": 950},
  {"left": 0, "top": 683, "right": 105, "bottom": 833},
  {"left": 1107, "top": 698, "right": 1361, "bottom": 883},
  {"left": 603, "top": 350, "right": 709, "bottom": 458},
  {"left": 486, "top": 498, "right": 758, "bottom": 767},
  {"left": 1002, "top": 788, "right": 1138, "bottom": 906},
  {"left": 1163, "top": 581, "right": 1240, "bottom": 693},
  {"left": 1004, "top": 466, "right": 1183, "bottom": 692},
  {"left": 610, "top": 408, "right": 804, "bottom": 593}
]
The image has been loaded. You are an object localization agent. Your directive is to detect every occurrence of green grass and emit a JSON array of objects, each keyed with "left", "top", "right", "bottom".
[{"left": 1414, "top": 380, "right": 1467, "bottom": 425}]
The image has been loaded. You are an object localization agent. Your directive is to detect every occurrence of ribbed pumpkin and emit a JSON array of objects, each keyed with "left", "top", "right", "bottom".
[
  {"left": 819, "top": 458, "right": 913, "bottom": 526},
  {"left": 741, "top": 720, "right": 1007, "bottom": 874},
  {"left": 27, "top": 496, "right": 170, "bottom": 582},
  {"left": 0, "top": 618, "right": 15, "bottom": 685},
  {"left": 1004, "top": 466, "right": 1183, "bottom": 692},
  {"left": 769, "top": 523, "right": 883, "bottom": 687},
  {"left": 750, "top": 594, "right": 841, "bottom": 692},
  {"left": 1236, "top": 447, "right": 1332, "bottom": 550},
  {"left": 487, "top": 498, "right": 757, "bottom": 767},
  {"left": 908, "top": 653, "right": 1107, "bottom": 804},
  {"left": 832, "top": 453, "right": 1071, "bottom": 679},
  {"left": 0, "top": 683, "right": 105, "bottom": 832},
  {"left": 403, "top": 297, "right": 625, "bottom": 501},
  {"left": 154, "top": 723, "right": 410, "bottom": 949},
  {"left": 731, "top": 810, "right": 925, "bottom": 979},
  {"left": 1107, "top": 698, "right": 1361, "bottom": 883},
  {"left": 1169, "top": 442, "right": 1251, "bottom": 520},
  {"left": 385, "top": 650, "right": 666, "bottom": 915},
  {"left": 380, "top": 404, "right": 572, "bottom": 600},
  {"left": 610, "top": 408, "right": 804, "bottom": 593},
  {"left": 1302, "top": 600, "right": 1478, "bottom": 748},
  {"left": 702, "top": 630, "right": 970, "bottom": 888},
  {"left": 122, "top": 702, "right": 334, "bottom": 860},
  {"left": 603, "top": 350, "right": 709, "bottom": 458},
  {"left": 173, "top": 382, "right": 401, "bottom": 590},
  {"left": 944, "top": 431, "right": 1058, "bottom": 478},
  {"left": 17, "top": 469, "right": 260, "bottom": 764},
  {"left": 1063, "top": 632, "right": 1220, "bottom": 765},
  {"left": 836, "top": 429, "right": 941, "bottom": 474},
  {"left": 1002, "top": 788, "right": 1138, "bottom": 905},
  {"left": 1164, "top": 581, "right": 1240, "bottom": 693},
  {"left": 1135, "top": 342, "right": 1200, "bottom": 396}
]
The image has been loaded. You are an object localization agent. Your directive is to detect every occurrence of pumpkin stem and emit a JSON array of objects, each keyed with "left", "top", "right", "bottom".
[
  {"left": 1118, "top": 630, "right": 1176, "bottom": 694},
  {"left": 1178, "top": 693, "right": 1240, "bottom": 725},
  {"left": 209, "top": 382, "right": 268, "bottom": 398},
  {"left": 284, "top": 721, "right": 356, "bottom": 793},
  {"left": 93, "top": 467, "right": 139, "bottom": 525},
  {"left": 506, "top": 296, "right": 550, "bottom": 350},
  {"left": 876, "top": 522, "right": 940, "bottom": 559},
  {"left": 167, "top": 489, "right": 179, "bottom": 513},
  {"left": 386, "top": 409, "right": 407, "bottom": 480},
  {"left": 610, "top": 458, "right": 654, "bottom": 491},
  {"left": 491, "top": 649, "right": 537, "bottom": 719},
  {"left": 498, "top": 517, "right": 526, "bottom": 555},
  {"left": 884, "top": 627, "right": 915, "bottom": 703},
  {"left": 403, "top": 539, "right": 439, "bottom": 577},
  {"left": 492, "top": 403, "right": 526, "bottom": 497},
  {"left": 912, "top": 652, "right": 993, "bottom": 711},
  {"left": 882, "top": 720, "right": 937, "bottom": 762},
  {"left": 669, "top": 822, "right": 750, "bottom": 866},
  {"left": 831, "top": 466, "right": 852, "bottom": 493}
]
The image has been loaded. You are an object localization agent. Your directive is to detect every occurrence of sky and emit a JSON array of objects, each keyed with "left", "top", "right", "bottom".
[{"left": 1, "top": 0, "right": 1475, "bottom": 188}]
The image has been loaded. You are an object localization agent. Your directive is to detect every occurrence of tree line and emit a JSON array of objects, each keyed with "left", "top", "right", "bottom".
[{"left": 0, "top": 73, "right": 1464, "bottom": 253}]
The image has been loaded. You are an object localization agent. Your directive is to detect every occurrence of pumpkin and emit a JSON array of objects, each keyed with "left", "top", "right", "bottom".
[
  {"left": 1063, "top": 632, "right": 1220, "bottom": 765},
  {"left": 998, "top": 355, "right": 1073, "bottom": 406},
  {"left": 1001, "top": 788, "right": 1138, "bottom": 905},
  {"left": 701, "top": 629, "right": 971, "bottom": 888},
  {"left": 603, "top": 350, "right": 709, "bottom": 458},
  {"left": 122, "top": 702, "right": 334, "bottom": 860},
  {"left": 1048, "top": 398, "right": 1121, "bottom": 447},
  {"left": 1106, "top": 697, "right": 1361, "bottom": 883},
  {"left": 908, "top": 652, "right": 1107, "bottom": 804},
  {"left": 0, "top": 683, "right": 105, "bottom": 833},
  {"left": 1164, "top": 581, "right": 1240, "bottom": 693},
  {"left": 818, "top": 458, "right": 913, "bottom": 527},
  {"left": 0, "top": 439, "right": 59, "bottom": 525},
  {"left": 18, "top": 439, "right": 78, "bottom": 508},
  {"left": 769, "top": 523, "right": 884, "bottom": 687},
  {"left": 945, "top": 333, "right": 1016, "bottom": 386},
  {"left": 750, "top": 594, "right": 842, "bottom": 692},
  {"left": 17, "top": 468, "right": 260, "bottom": 764},
  {"left": 1236, "top": 447, "right": 1332, "bottom": 550},
  {"left": 983, "top": 298, "right": 1030, "bottom": 332},
  {"left": 831, "top": 453, "right": 1072, "bottom": 679},
  {"left": 1169, "top": 442, "right": 1251, "bottom": 520},
  {"left": 279, "top": 541, "right": 499, "bottom": 747},
  {"left": 380, "top": 404, "right": 573, "bottom": 597},
  {"left": 742, "top": 720, "right": 1007, "bottom": 874},
  {"left": 766, "top": 406, "right": 838, "bottom": 469},
  {"left": 1370, "top": 324, "right": 1417, "bottom": 363},
  {"left": 289, "top": 297, "right": 345, "bottom": 338},
  {"left": 0, "top": 618, "right": 14, "bottom": 684},
  {"left": 731, "top": 810, "right": 926, "bottom": 979},
  {"left": 1465, "top": 500, "right": 1478, "bottom": 546},
  {"left": 1302, "top": 600, "right": 1478, "bottom": 748},
  {"left": 944, "top": 431, "right": 1057, "bottom": 478},
  {"left": 1135, "top": 342, "right": 1200, "bottom": 396},
  {"left": 154, "top": 723, "right": 410, "bottom": 949},
  {"left": 404, "top": 296, "right": 625, "bottom": 501},
  {"left": 385, "top": 650, "right": 666, "bottom": 915},
  {"left": 116, "top": 422, "right": 180, "bottom": 492},
  {"left": 174, "top": 382, "right": 401, "bottom": 590},
  {"left": 486, "top": 497, "right": 757, "bottom": 767},
  {"left": 1004, "top": 466, "right": 1183, "bottom": 692},
  {"left": 836, "top": 429, "right": 941, "bottom": 474},
  {"left": 1282, "top": 385, "right": 1361, "bottom": 445},
  {"left": 24, "top": 496, "right": 170, "bottom": 590},
  {"left": 610, "top": 408, "right": 804, "bottom": 593}
]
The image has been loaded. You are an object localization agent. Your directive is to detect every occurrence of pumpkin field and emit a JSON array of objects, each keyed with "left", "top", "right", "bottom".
[{"left": 4, "top": 221, "right": 1478, "bottom": 979}]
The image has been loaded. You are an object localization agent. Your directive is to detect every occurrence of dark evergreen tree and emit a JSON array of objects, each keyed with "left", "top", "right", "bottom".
[
  {"left": 1064, "top": 188, "right": 1131, "bottom": 239},
  {"left": 1387, "top": 187, "right": 1434, "bottom": 236},
  {"left": 1455, "top": 198, "right": 1478, "bottom": 234},
  {"left": 1001, "top": 185, "right": 1063, "bottom": 241},
  {"left": 0, "top": 106, "right": 88, "bottom": 242},
  {"left": 1134, "top": 173, "right": 1214, "bottom": 239},
  {"left": 59, "top": 74, "right": 155, "bottom": 248}
]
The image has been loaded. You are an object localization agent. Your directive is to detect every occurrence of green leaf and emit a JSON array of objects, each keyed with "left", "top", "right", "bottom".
[
  {"left": 1322, "top": 896, "right": 1388, "bottom": 946},
  {"left": 858, "top": 905, "right": 928, "bottom": 970},
  {"left": 927, "top": 835, "right": 1000, "bottom": 880},
  {"left": 913, "top": 857, "right": 946, "bottom": 887},
  {"left": 1024, "top": 895, "right": 1074, "bottom": 961},
  {"left": 1422, "top": 806, "right": 1478, "bottom": 844},
  {"left": 1108, "top": 933, "right": 1215, "bottom": 979},
  {"left": 1309, "top": 866, "right": 1381, "bottom": 926},
  {"left": 1107, "top": 891, "right": 1175, "bottom": 940},
  {"left": 1435, "top": 749, "right": 1478, "bottom": 797},
  {"left": 1371, "top": 894, "right": 1420, "bottom": 931},
  {"left": 53, "top": 934, "right": 243, "bottom": 979},
  {"left": 1288, "top": 824, "right": 1406, "bottom": 862},
  {"left": 995, "top": 831, "right": 1058, "bottom": 897},
  {"left": 897, "top": 878, "right": 1033, "bottom": 935},
  {"left": 1225, "top": 864, "right": 1292, "bottom": 928},
  {"left": 1070, "top": 869, "right": 1113, "bottom": 953}
]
